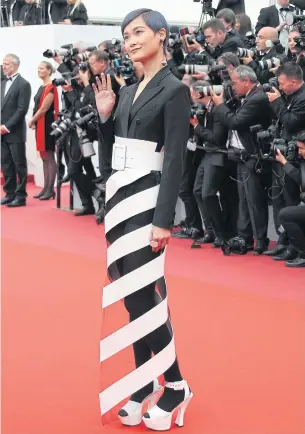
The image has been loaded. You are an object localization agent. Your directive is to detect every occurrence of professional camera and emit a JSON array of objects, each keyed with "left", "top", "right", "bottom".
[
  {"left": 251, "top": 123, "right": 299, "bottom": 161},
  {"left": 258, "top": 54, "right": 287, "bottom": 71},
  {"left": 50, "top": 110, "right": 74, "bottom": 139},
  {"left": 286, "top": 12, "right": 305, "bottom": 33},
  {"left": 113, "top": 55, "right": 134, "bottom": 79},
  {"left": 243, "top": 32, "right": 256, "bottom": 49},
  {"left": 190, "top": 104, "right": 207, "bottom": 123},
  {"left": 221, "top": 236, "right": 249, "bottom": 255},
  {"left": 236, "top": 47, "right": 257, "bottom": 59},
  {"left": 261, "top": 77, "right": 280, "bottom": 92},
  {"left": 168, "top": 33, "right": 183, "bottom": 50},
  {"left": 294, "top": 34, "right": 305, "bottom": 48},
  {"left": 78, "top": 61, "right": 90, "bottom": 72},
  {"left": 178, "top": 63, "right": 225, "bottom": 75}
]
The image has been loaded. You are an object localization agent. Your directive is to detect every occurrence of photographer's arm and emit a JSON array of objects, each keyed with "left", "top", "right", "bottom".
[
  {"left": 194, "top": 112, "right": 227, "bottom": 149},
  {"left": 271, "top": 97, "right": 305, "bottom": 133},
  {"left": 276, "top": 150, "right": 301, "bottom": 184}
]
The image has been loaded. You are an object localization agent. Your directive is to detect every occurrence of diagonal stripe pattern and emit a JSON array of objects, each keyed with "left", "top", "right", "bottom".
[{"left": 99, "top": 137, "right": 176, "bottom": 419}]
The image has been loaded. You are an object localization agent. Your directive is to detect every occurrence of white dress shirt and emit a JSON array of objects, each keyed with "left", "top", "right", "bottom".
[
  {"left": 275, "top": 2, "right": 290, "bottom": 49},
  {"left": 4, "top": 73, "right": 19, "bottom": 97}
]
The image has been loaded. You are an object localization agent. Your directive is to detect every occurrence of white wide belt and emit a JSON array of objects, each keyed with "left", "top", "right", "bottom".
[{"left": 112, "top": 136, "right": 164, "bottom": 172}]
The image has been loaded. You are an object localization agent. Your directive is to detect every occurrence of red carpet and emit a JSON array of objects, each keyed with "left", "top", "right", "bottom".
[{"left": 2, "top": 185, "right": 305, "bottom": 434}]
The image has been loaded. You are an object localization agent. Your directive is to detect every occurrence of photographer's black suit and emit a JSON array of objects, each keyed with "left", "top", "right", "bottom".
[
  {"left": 62, "top": 89, "right": 96, "bottom": 212},
  {"left": 255, "top": 4, "right": 296, "bottom": 34},
  {"left": 269, "top": 85, "right": 305, "bottom": 245},
  {"left": 212, "top": 34, "right": 244, "bottom": 59},
  {"left": 248, "top": 46, "right": 278, "bottom": 85},
  {"left": 215, "top": 86, "right": 272, "bottom": 245},
  {"left": 216, "top": 0, "right": 245, "bottom": 14},
  {"left": 1, "top": 74, "right": 31, "bottom": 202},
  {"left": 193, "top": 104, "right": 238, "bottom": 239}
]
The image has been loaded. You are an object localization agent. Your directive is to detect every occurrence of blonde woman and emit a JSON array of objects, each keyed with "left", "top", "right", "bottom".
[
  {"left": 59, "top": 0, "right": 88, "bottom": 25},
  {"left": 28, "top": 61, "right": 59, "bottom": 200}
]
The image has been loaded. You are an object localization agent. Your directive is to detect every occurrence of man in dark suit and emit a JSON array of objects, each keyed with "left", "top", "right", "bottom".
[
  {"left": 202, "top": 18, "right": 244, "bottom": 60},
  {"left": 264, "top": 62, "right": 305, "bottom": 260},
  {"left": 241, "top": 27, "right": 279, "bottom": 84},
  {"left": 211, "top": 65, "right": 272, "bottom": 254},
  {"left": 1, "top": 53, "right": 31, "bottom": 207},
  {"left": 256, "top": 0, "right": 296, "bottom": 49},
  {"left": 215, "top": 0, "right": 245, "bottom": 15},
  {"left": 47, "top": 0, "right": 67, "bottom": 24}
]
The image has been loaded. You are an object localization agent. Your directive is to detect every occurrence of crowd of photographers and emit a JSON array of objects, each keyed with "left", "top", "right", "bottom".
[{"left": 2, "top": 2, "right": 305, "bottom": 268}]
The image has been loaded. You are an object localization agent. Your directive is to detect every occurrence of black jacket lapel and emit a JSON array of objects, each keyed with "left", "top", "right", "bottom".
[
  {"left": 129, "top": 66, "right": 171, "bottom": 125},
  {"left": 1, "top": 75, "right": 21, "bottom": 110},
  {"left": 119, "top": 85, "right": 137, "bottom": 137},
  {"left": 1, "top": 81, "right": 5, "bottom": 110}
]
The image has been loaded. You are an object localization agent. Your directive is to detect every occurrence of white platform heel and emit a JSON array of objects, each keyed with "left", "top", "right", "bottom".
[
  {"left": 118, "top": 380, "right": 163, "bottom": 426},
  {"left": 142, "top": 380, "right": 193, "bottom": 431}
]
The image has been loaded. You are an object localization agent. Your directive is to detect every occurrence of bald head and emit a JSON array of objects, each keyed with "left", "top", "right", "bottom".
[{"left": 256, "top": 27, "right": 278, "bottom": 52}]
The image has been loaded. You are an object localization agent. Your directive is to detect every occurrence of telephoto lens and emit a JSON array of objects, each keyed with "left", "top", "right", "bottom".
[{"left": 178, "top": 64, "right": 210, "bottom": 74}]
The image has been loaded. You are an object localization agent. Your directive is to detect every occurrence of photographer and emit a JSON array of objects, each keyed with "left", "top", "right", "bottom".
[
  {"left": 275, "top": 131, "right": 305, "bottom": 268},
  {"left": 191, "top": 80, "right": 236, "bottom": 246},
  {"left": 288, "top": 28, "right": 305, "bottom": 78},
  {"left": 241, "top": 27, "right": 280, "bottom": 84},
  {"left": 216, "top": 8, "right": 242, "bottom": 39},
  {"left": 264, "top": 62, "right": 305, "bottom": 259},
  {"left": 58, "top": 76, "right": 97, "bottom": 216},
  {"left": 202, "top": 18, "right": 244, "bottom": 60},
  {"left": 211, "top": 65, "right": 272, "bottom": 254}
]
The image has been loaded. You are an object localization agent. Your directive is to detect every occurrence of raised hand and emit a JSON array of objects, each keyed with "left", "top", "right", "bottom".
[{"left": 92, "top": 73, "right": 116, "bottom": 122}]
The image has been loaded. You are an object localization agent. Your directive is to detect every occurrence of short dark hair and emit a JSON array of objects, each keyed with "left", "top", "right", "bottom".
[
  {"left": 89, "top": 50, "right": 109, "bottom": 62},
  {"left": 216, "top": 8, "right": 236, "bottom": 27},
  {"left": 192, "top": 80, "right": 211, "bottom": 91},
  {"left": 202, "top": 18, "right": 226, "bottom": 34},
  {"left": 121, "top": 8, "right": 169, "bottom": 45},
  {"left": 218, "top": 52, "right": 240, "bottom": 68},
  {"left": 98, "top": 40, "right": 115, "bottom": 51},
  {"left": 296, "top": 130, "right": 305, "bottom": 144},
  {"left": 276, "top": 61, "right": 303, "bottom": 81}
]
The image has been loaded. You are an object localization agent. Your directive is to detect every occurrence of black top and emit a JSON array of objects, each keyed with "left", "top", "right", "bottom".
[
  {"left": 62, "top": 3, "right": 88, "bottom": 24},
  {"left": 215, "top": 85, "right": 273, "bottom": 155},
  {"left": 101, "top": 66, "right": 191, "bottom": 229},
  {"left": 270, "top": 83, "right": 305, "bottom": 141},
  {"left": 33, "top": 85, "right": 56, "bottom": 151},
  {"left": 255, "top": 4, "right": 296, "bottom": 34}
]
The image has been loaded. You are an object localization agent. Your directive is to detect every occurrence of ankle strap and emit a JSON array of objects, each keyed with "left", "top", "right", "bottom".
[{"left": 165, "top": 380, "right": 187, "bottom": 391}]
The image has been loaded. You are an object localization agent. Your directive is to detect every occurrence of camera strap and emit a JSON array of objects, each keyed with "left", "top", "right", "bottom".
[{"left": 301, "top": 161, "right": 305, "bottom": 193}]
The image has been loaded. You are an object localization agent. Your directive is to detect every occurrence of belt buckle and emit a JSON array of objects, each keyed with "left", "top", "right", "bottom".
[{"left": 112, "top": 143, "right": 127, "bottom": 171}]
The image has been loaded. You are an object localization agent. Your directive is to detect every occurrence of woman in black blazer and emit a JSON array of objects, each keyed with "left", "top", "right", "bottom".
[
  {"left": 59, "top": 0, "right": 87, "bottom": 24},
  {"left": 95, "top": 8, "right": 192, "bottom": 432}
]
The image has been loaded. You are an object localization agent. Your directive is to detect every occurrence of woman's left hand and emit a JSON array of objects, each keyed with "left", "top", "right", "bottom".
[
  {"left": 28, "top": 119, "right": 35, "bottom": 129},
  {"left": 63, "top": 19, "right": 72, "bottom": 25},
  {"left": 150, "top": 226, "right": 171, "bottom": 252}
]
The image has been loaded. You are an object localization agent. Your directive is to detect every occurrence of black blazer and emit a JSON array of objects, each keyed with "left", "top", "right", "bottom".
[
  {"left": 216, "top": 0, "right": 245, "bottom": 14},
  {"left": 19, "top": 2, "right": 42, "bottom": 25},
  {"left": 62, "top": 3, "right": 88, "bottom": 25},
  {"left": 214, "top": 86, "right": 272, "bottom": 155},
  {"left": 49, "top": 0, "right": 67, "bottom": 23},
  {"left": 290, "top": 0, "right": 305, "bottom": 9},
  {"left": 248, "top": 46, "right": 278, "bottom": 84},
  {"left": 1, "top": 75, "right": 31, "bottom": 143},
  {"left": 212, "top": 34, "right": 244, "bottom": 59},
  {"left": 194, "top": 104, "right": 228, "bottom": 166},
  {"left": 270, "top": 83, "right": 305, "bottom": 141},
  {"left": 255, "top": 4, "right": 296, "bottom": 34},
  {"left": 101, "top": 66, "right": 191, "bottom": 229}
]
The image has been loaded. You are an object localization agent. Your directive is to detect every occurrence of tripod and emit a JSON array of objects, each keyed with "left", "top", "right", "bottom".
[
  {"left": 198, "top": 0, "right": 215, "bottom": 28},
  {"left": 0, "top": 0, "right": 10, "bottom": 27}
]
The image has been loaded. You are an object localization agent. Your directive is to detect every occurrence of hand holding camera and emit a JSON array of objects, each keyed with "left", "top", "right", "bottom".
[
  {"left": 267, "top": 87, "right": 281, "bottom": 103},
  {"left": 275, "top": 149, "right": 288, "bottom": 165}
]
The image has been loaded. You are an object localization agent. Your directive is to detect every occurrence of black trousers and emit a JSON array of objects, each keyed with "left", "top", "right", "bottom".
[
  {"left": 98, "top": 122, "right": 113, "bottom": 182},
  {"left": 237, "top": 160, "right": 269, "bottom": 242},
  {"left": 219, "top": 161, "right": 239, "bottom": 238},
  {"left": 180, "top": 150, "right": 210, "bottom": 232},
  {"left": 272, "top": 163, "right": 301, "bottom": 245},
  {"left": 67, "top": 133, "right": 95, "bottom": 208},
  {"left": 194, "top": 154, "right": 238, "bottom": 239},
  {"left": 279, "top": 205, "right": 305, "bottom": 254},
  {"left": 1, "top": 138, "right": 27, "bottom": 199}
]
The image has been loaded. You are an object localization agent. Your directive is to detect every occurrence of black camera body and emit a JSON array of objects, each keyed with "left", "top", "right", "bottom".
[{"left": 251, "top": 123, "right": 299, "bottom": 161}]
